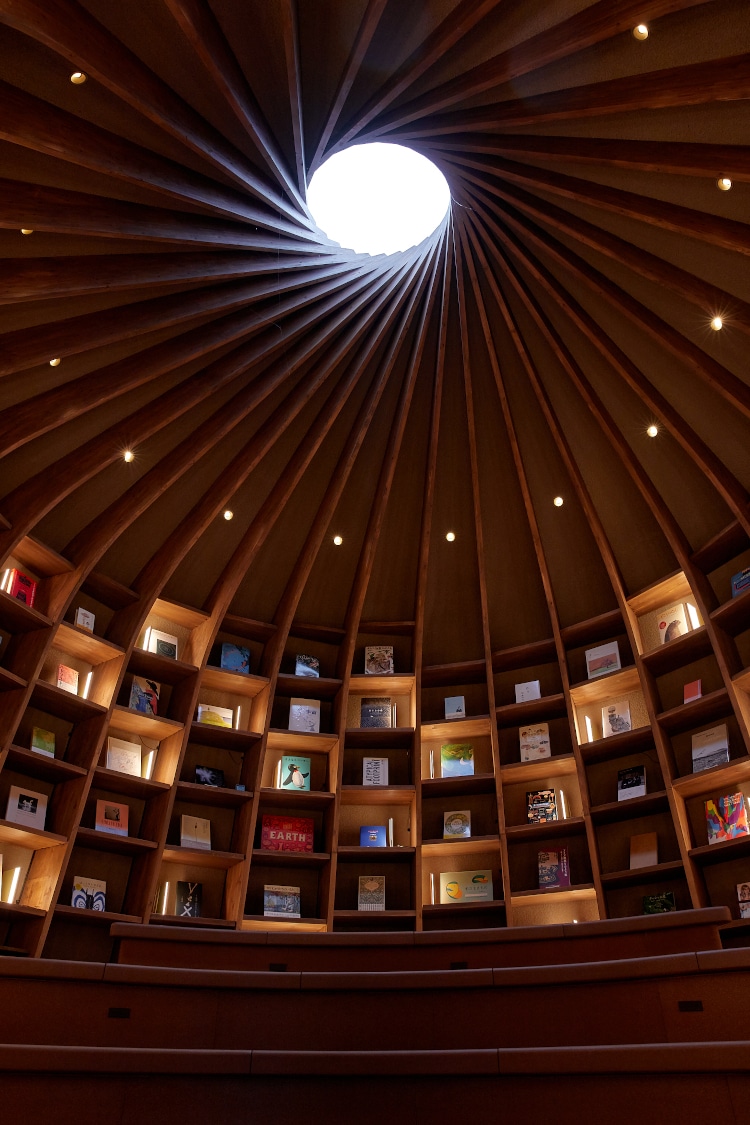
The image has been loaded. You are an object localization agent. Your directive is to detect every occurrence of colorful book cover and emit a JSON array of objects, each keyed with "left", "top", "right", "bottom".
[
  {"left": 360, "top": 824, "right": 387, "bottom": 847},
  {"left": 538, "top": 848, "right": 570, "bottom": 888},
  {"left": 527, "top": 789, "right": 557, "bottom": 823},
  {"left": 289, "top": 698, "right": 321, "bottom": 733},
  {"left": 444, "top": 695, "right": 465, "bottom": 718},
  {"left": 736, "top": 882, "right": 750, "bottom": 920},
  {"left": 176, "top": 881, "right": 202, "bottom": 918},
  {"left": 731, "top": 568, "right": 750, "bottom": 598},
  {"left": 129, "top": 675, "right": 159, "bottom": 716},
  {"left": 30, "top": 727, "right": 55, "bottom": 758},
  {"left": 363, "top": 757, "right": 389, "bottom": 786},
  {"left": 1, "top": 568, "right": 37, "bottom": 607},
  {"left": 357, "top": 875, "right": 385, "bottom": 911},
  {"left": 519, "top": 722, "right": 551, "bottom": 762},
  {"left": 602, "top": 699, "right": 632, "bottom": 738},
  {"left": 71, "top": 876, "right": 106, "bottom": 911},
  {"left": 691, "top": 724, "right": 730, "bottom": 773},
  {"left": 439, "top": 869, "right": 493, "bottom": 904},
  {"left": 440, "top": 742, "right": 474, "bottom": 777},
  {"left": 705, "top": 793, "right": 749, "bottom": 845},
  {"left": 180, "top": 814, "right": 211, "bottom": 850},
  {"left": 585, "top": 641, "right": 621, "bottom": 679},
  {"left": 443, "top": 810, "right": 471, "bottom": 839},
  {"left": 95, "top": 799, "right": 129, "bottom": 837},
  {"left": 295, "top": 654, "right": 320, "bottom": 677},
  {"left": 643, "top": 892, "right": 676, "bottom": 914},
  {"left": 364, "top": 645, "right": 394, "bottom": 674},
  {"left": 194, "top": 765, "right": 225, "bottom": 787},
  {"left": 145, "top": 627, "right": 178, "bottom": 659},
  {"left": 220, "top": 643, "right": 250, "bottom": 674},
  {"left": 683, "top": 679, "right": 702, "bottom": 703},
  {"left": 264, "top": 884, "right": 301, "bottom": 918},
  {"left": 360, "top": 697, "right": 393, "bottom": 729},
  {"left": 279, "top": 755, "right": 311, "bottom": 790},
  {"left": 515, "top": 680, "right": 541, "bottom": 703},
  {"left": 106, "top": 736, "right": 141, "bottom": 777},
  {"left": 261, "top": 815, "right": 314, "bottom": 852},
  {"left": 56, "top": 664, "right": 79, "bottom": 695},
  {"left": 657, "top": 603, "right": 689, "bottom": 644},
  {"left": 6, "top": 785, "right": 47, "bottom": 830},
  {"left": 197, "top": 702, "right": 233, "bottom": 727},
  {"left": 74, "top": 606, "right": 95, "bottom": 632},
  {"left": 617, "top": 765, "right": 646, "bottom": 801}
]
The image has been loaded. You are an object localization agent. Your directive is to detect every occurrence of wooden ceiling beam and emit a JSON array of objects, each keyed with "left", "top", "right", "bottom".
[{"left": 279, "top": 0, "right": 307, "bottom": 197}]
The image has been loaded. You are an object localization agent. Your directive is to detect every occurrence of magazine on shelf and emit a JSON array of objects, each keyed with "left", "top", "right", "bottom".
[
  {"left": 440, "top": 743, "right": 474, "bottom": 777},
  {"left": 180, "top": 814, "right": 211, "bottom": 850},
  {"left": 95, "top": 799, "right": 129, "bottom": 837},
  {"left": 30, "top": 727, "right": 55, "bottom": 758},
  {"left": 515, "top": 680, "right": 541, "bottom": 703},
  {"left": 261, "top": 815, "right": 314, "bottom": 852},
  {"left": 74, "top": 607, "right": 95, "bottom": 632},
  {"left": 197, "top": 703, "right": 234, "bottom": 728},
  {"left": 443, "top": 810, "right": 471, "bottom": 839},
  {"left": 538, "top": 848, "right": 570, "bottom": 889},
  {"left": 617, "top": 766, "right": 646, "bottom": 801},
  {"left": 731, "top": 568, "right": 750, "bottom": 598},
  {"left": 6, "top": 785, "right": 47, "bottom": 830},
  {"left": 264, "top": 885, "right": 301, "bottom": 918},
  {"left": 176, "top": 881, "right": 202, "bottom": 918},
  {"left": 144, "top": 627, "right": 178, "bottom": 660},
  {"left": 691, "top": 724, "right": 730, "bottom": 773},
  {"left": 288, "top": 699, "right": 321, "bottom": 733},
  {"left": 71, "top": 876, "right": 106, "bottom": 912},
  {"left": 1, "top": 568, "right": 37, "bottom": 607},
  {"left": 705, "top": 793, "right": 749, "bottom": 845},
  {"left": 630, "top": 832, "right": 658, "bottom": 870},
  {"left": 56, "top": 664, "right": 79, "bottom": 695},
  {"left": 527, "top": 789, "right": 557, "bottom": 823},
  {"left": 360, "top": 697, "right": 393, "bottom": 729},
  {"left": 360, "top": 825, "right": 387, "bottom": 847},
  {"left": 683, "top": 679, "right": 702, "bottom": 704},
  {"left": 220, "top": 644, "right": 251, "bottom": 674},
  {"left": 295, "top": 654, "right": 320, "bottom": 677},
  {"left": 194, "top": 765, "right": 225, "bottom": 787},
  {"left": 363, "top": 757, "right": 389, "bottom": 786},
  {"left": 585, "top": 641, "right": 621, "bottom": 679},
  {"left": 364, "top": 645, "right": 394, "bottom": 675},
  {"left": 657, "top": 603, "right": 691, "bottom": 645},
  {"left": 358, "top": 875, "right": 385, "bottom": 911},
  {"left": 106, "top": 736, "right": 142, "bottom": 777},
  {"left": 519, "top": 722, "right": 551, "bottom": 762},
  {"left": 278, "top": 755, "right": 311, "bottom": 790},
  {"left": 642, "top": 892, "right": 676, "bottom": 914},
  {"left": 129, "top": 675, "right": 159, "bottom": 716},
  {"left": 444, "top": 695, "right": 465, "bottom": 718},
  {"left": 439, "top": 870, "right": 493, "bottom": 905},
  {"left": 736, "top": 882, "right": 750, "bottom": 920},
  {"left": 602, "top": 699, "right": 632, "bottom": 738}
]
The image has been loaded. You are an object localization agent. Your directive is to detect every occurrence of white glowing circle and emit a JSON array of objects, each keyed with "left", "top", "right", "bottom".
[
  {"left": 647, "top": 424, "right": 659, "bottom": 438},
  {"left": 307, "top": 143, "right": 451, "bottom": 255}
]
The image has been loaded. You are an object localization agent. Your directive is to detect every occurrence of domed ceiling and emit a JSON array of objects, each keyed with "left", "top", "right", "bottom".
[{"left": 0, "top": 0, "right": 748, "bottom": 669}]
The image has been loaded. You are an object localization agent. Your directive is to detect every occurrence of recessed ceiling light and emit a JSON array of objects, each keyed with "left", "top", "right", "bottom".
[
  {"left": 49, "top": 357, "right": 61, "bottom": 366},
  {"left": 710, "top": 316, "right": 723, "bottom": 331},
  {"left": 223, "top": 509, "right": 234, "bottom": 521},
  {"left": 20, "top": 228, "right": 33, "bottom": 235},
  {"left": 553, "top": 496, "right": 564, "bottom": 507},
  {"left": 647, "top": 424, "right": 659, "bottom": 437},
  {"left": 717, "top": 176, "right": 732, "bottom": 191},
  {"left": 123, "top": 449, "right": 135, "bottom": 463},
  {"left": 70, "top": 71, "right": 87, "bottom": 84},
  {"left": 333, "top": 535, "right": 343, "bottom": 546},
  {"left": 632, "top": 24, "right": 649, "bottom": 40},
  {"left": 445, "top": 531, "right": 456, "bottom": 542}
]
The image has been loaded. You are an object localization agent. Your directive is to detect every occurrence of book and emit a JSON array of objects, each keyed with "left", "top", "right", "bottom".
[
  {"left": 220, "top": 643, "right": 250, "bottom": 674},
  {"left": 643, "top": 892, "right": 676, "bottom": 914},
  {"left": 364, "top": 645, "right": 394, "bottom": 674},
  {"left": 278, "top": 754, "right": 311, "bottom": 790},
  {"left": 261, "top": 815, "right": 314, "bottom": 852},
  {"left": 363, "top": 757, "right": 389, "bottom": 786},
  {"left": 683, "top": 679, "right": 702, "bottom": 703},
  {"left": 439, "top": 869, "right": 493, "bottom": 904},
  {"left": 602, "top": 699, "right": 632, "bottom": 738},
  {"left": 129, "top": 675, "right": 159, "bottom": 715},
  {"left": 515, "top": 680, "right": 541, "bottom": 703},
  {"left": 71, "top": 876, "right": 106, "bottom": 911},
  {"left": 74, "top": 606, "right": 95, "bottom": 632},
  {"left": 440, "top": 742, "right": 474, "bottom": 777},
  {"left": 30, "top": 727, "right": 55, "bottom": 758},
  {"left": 630, "top": 831, "right": 658, "bottom": 869},
  {"left": 444, "top": 695, "right": 465, "bottom": 718},
  {"left": 691, "top": 724, "right": 730, "bottom": 773},
  {"left": 443, "top": 810, "right": 471, "bottom": 839},
  {"left": 527, "top": 789, "right": 557, "bottom": 823},
  {"left": 585, "top": 641, "right": 621, "bottom": 679},
  {"left": 95, "top": 799, "right": 128, "bottom": 837},
  {"left": 736, "top": 882, "right": 750, "bottom": 920},
  {"left": 194, "top": 765, "right": 225, "bottom": 787},
  {"left": 176, "top": 881, "right": 202, "bottom": 918},
  {"left": 6, "top": 785, "right": 47, "bottom": 829},
  {"left": 617, "top": 765, "right": 646, "bottom": 801},
  {"left": 289, "top": 698, "right": 321, "bottom": 733},
  {"left": 1, "top": 567, "right": 37, "bottom": 607},
  {"left": 657, "top": 602, "right": 690, "bottom": 644},
  {"left": 357, "top": 875, "right": 385, "bottom": 911},
  {"left": 731, "top": 568, "right": 750, "bottom": 598},
  {"left": 360, "top": 697, "right": 392, "bottom": 728},
  {"left": 264, "top": 884, "right": 301, "bottom": 918},
  {"left": 295, "top": 654, "right": 319, "bottom": 677},
  {"left": 197, "top": 703, "right": 234, "bottom": 728},
  {"left": 705, "top": 793, "right": 749, "bottom": 845},
  {"left": 56, "top": 664, "right": 79, "bottom": 695},
  {"left": 180, "top": 814, "right": 211, "bottom": 850},
  {"left": 519, "top": 722, "right": 551, "bottom": 762},
  {"left": 106, "top": 736, "right": 141, "bottom": 777},
  {"left": 538, "top": 848, "right": 570, "bottom": 889},
  {"left": 144, "top": 627, "right": 178, "bottom": 660},
  {"left": 360, "top": 825, "right": 387, "bottom": 847}
]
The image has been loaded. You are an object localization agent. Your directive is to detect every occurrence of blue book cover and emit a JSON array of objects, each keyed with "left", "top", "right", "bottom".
[
  {"left": 360, "top": 824, "right": 387, "bottom": 847},
  {"left": 220, "top": 643, "right": 251, "bottom": 674}
]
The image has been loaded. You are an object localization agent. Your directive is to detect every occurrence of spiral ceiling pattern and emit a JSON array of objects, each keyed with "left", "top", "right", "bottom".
[{"left": 0, "top": 0, "right": 748, "bottom": 664}]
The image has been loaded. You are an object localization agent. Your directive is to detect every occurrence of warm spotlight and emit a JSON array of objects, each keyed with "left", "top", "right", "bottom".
[{"left": 632, "top": 24, "right": 649, "bottom": 40}]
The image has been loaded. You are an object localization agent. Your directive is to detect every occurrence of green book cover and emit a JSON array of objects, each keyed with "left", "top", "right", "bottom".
[
  {"left": 31, "top": 727, "right": 55, "bottom": 758},
  {"left": 440, "top": 743, "right": 474, "bottom": 778}
]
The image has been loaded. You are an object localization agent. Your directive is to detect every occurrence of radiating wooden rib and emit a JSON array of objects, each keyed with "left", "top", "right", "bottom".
[
  {"left": 459, "top": 181, "right": 750, "bottom": 534},
  {"left": 378, "top": 47, "right": 750, "bottom": 141},
  {"left": 279, "top": 0, "right": 306, "bottom": 196},
  {"left": 0, "top": 0, "right": 308, "bottom": 228},
  {"left": 161, "top": 0, "right": 306, "bottom": 209},
  {"left": 331, "top": 0, "right": 501, "bottom": 152},
  {"left": 0, "top": 79, "right": 313, "bottom": 235},
  {"left": 308, "top": 0, "right": 389, "bottom": 176},
  {"left": 354, "top": 0, "right": 713, "bottom": 136},
  {"left": 0, "top": 258, "right": 361, "bottom": 377}
]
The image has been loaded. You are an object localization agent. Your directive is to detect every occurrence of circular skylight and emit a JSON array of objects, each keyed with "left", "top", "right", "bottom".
[{"left": 307, "top": 142, "right": 451, "bottom": 255}]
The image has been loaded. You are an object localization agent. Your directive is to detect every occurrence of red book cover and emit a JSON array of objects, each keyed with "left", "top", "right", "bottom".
[
  {"left": 261, "top": 815, "right": 314, "bottom": 853},
  {"left": 2, "top": 568, "right": 37, "bottom": 607}
]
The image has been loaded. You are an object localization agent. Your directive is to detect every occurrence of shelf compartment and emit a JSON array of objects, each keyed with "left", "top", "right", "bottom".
[
  {"left": 203, "top": 666, "right": 271, "bottom": 697},
  {"left": 671, "top": 755, "right": 750, "bottom": 800},
  {"left": 75, "top": 826, "right": 158, "bottom": 857},
  {"left": 712, "top": 587, "right": 750, "bottom": 634},
  {"left": 345, "top": 727, "right": 414, "bottom": 750},
  {"left": 54, "top": 622, "right": 123, "bottom": 665},
  {"left": 688, "top": 833, "right": 750, "bottom": 866},
  {"left": 112, "top": 704, "right": 183, "bottom": 741},
  {"left": 188, "top": 720, "right": 262, "bottom": 751},
  {"left": 0, "top": 667, "right": 27, "bottom": 692},
  {"left": 340, "top": 785, "right": 415, "bottom": 806},
  {"left": 348, "top": 673, "right": 416, "bottom": 695},
  {"left": 152, "top": 914, "right": 237, "bottom": 929},
  {"left": 92, "top": 767, "right": 170, "bottom": 800},
  {"left": 161, "top": 846, "right": 245, "bottom": 870},
  {"left": 569, "top": 666, "right": 641, "bottom": 706},
  {"left": 657, "top": 688, "right": 730, "bottom": 734},
  {"left": 421, "top": 835, "right": 501, "bottom": 857},
  {"left": 0, "top": 819, "right": 66, "bottom": 851},
  {"left": 258, "top": 787, "right": 335, "bottom": 812},
  {"left": 251, "top": 849, "right": 330, "bottom": 868},
  {"left": 336, "top": 846, "right": 415, "bottom": 861},
  {"left": 0, "top": 901, "right": 46, "bottom": 921},
  {"left": 505, "top": 817, "right": 586, "bottom": 842},
  {"left": 176, "top": 780, "right": 254, "bottom": 809},
  {"left": 6, "top": 744, "right": 88, "bottom": 784},
  {"left": 150, "top": 597, "right": 208, "bottom": 631},
  {"left": 577, "top": 726, "right": 654, "bottom": 765},
  {"left": 421, "top": 716, "right": 492, "bottom": 742},
  {"left": 510, "top": 884, "right": 597, "bottom": 905},
  {"left": 32, "top": 681, "right": 107, "bottom": 723},
  {"left": 640, "top": 627, "right": 711, "bottom": 677},
  {"left": 241, "top": 916, "right": 328, "bottom": 933},
  {"left": 54, "top": 905, "right": 142, "bottom": 926},
  {"left": 600, "top": 860, "right": 685, "bottom": 888},
  {"left": 129, "top": 648, "right": 197, "bottom": 686},
  {"left": 499, "top": 755, "right": 578, "bottom": 785},
  {"left": 275, "top": 672, "right": 341, "bottom": 700},
  {"left": 0, "top": 590, "right": 51, "bottom": 633},
  {"left": 332, "top": 910, "right": 416, "bottom": 925},
  {"left": 267, "top": 728, "right": 338, "bottom": 754},
  {"left": 589, "top": 791, "right": 670, "bottom": 825},
  {"left": 421, "top": 659, "right": 486, "bottom": 689},
  {"left": 495, "top": 693, "right": 567, "bottom": 728},
  {"left": 421, "top": 899, "right": 505, "bottom": 919},
  {"left": 420, "top": 774, "right": 496, "bottom": 799}
]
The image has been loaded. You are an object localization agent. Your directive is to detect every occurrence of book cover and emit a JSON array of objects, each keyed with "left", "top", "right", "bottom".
[
  {"left": 197, "top": 702, "right": 234, "bottom": 728},
  {"left": 180, "top": 814, "right": 211, "bottom": 850},
  {"left": 736, "top": 882, "right": 750, "bottom": 920},
  {"left": 363, "top": 757, "right": 389, "bottom": 786},
  {"left": 538, "top": 848, "right": 570, "bottom": 888},
  {"left": 515, "top": 680, "right": 541, "bottom": 703},
  {"left": 617, "top": 765, "right": 646, "bottom": 801},
  {"left": 74, "top": 606, "right": 95, "bottom": 632},
  {"left": 106, "top": 736, "right": 141, "bottom": 777},
  {"left": 279, "top": 755, "right": 311, "bottom": 790},
  {"left": 731, "top": 568, "right": 750, "bottom": 598},
  {"left": 527, "top": 789, "right": 557, "bottom": 823},
  {"left": 691, "top": 724, "right": 730, "bottom": 773},
  {"left": 360, "top": 697, "right": 392, "bottom": 729},
  {"left": 56, "top": 664, "right": 79, "bottom": 695},
  {"left": 295, "top": 654, "right": 320, "bottom": 677},
  {"left": 364, "top": 645, "right": 394, "bottom": 674},
  {"left": 443, "top": 810, "right": 471, "bottom": 839},
  {"left": 30, "top": 727, "right": 55, "bottom": 758},
  {"left": 360, "top": 824, "right": 387, "bottom": 847},
  {"left": 705, "top": 793, "right": 749, "bottom": 845},
  {"left": 440, "top": 742, "right": 474, "bottom": 777},
  {"left": 357, "top": 875, "right": 385, "bottom": 911},
  {"left": 1, "top": 568, "right": 37, "bottom": 607},
  {"left": 71, "top": 876, "right": 106, "bottom": 911},
  {"left": 683, "top": 679, "right": 702, "bottom": 704},
  {"left": 602, "top": 699, "right": 632, "bottom": 738},
  {"left": 630, "top": 831, "right": 658, "bottom": 870},
  {"left": 264, "top": 884, "right": 301, "bottom": 918},
  {"left": 519, "top": 722, "right": 551, "bottom": 762},
  {"left": 444, "top": 695, "right": 465, "bottom": 718},
  {"left": 145, "top": 627, "right": 178, "bottom": 659},
  {"left": 439, "top": 869, "right": 493, "bottom": 904},
  {"left": 585, "top": 641, "right": 621, "bottom": 679},
  {"left": 95, "top": 799, "right": 129, "bottom": 837},
  {"left": 657, "top": 603, "right": 690, "bottom": 644},
  {"left": 261, "top": 815, "right": 314, "bottom": 852},
  {"left": 129, "top": 675, "right": 159, "bottom": 716},
  {"left": 6, "top": 785, "right": 47, "bottom": 830},
  {"left": 643, "top": 892, "right": 676, "bottom": 914},
  {"left": 289, "top": 698, "right": 321, "bottom": 733},
  {"left": 220, "top": 643, "right": 251, "bottom": 674},
  {"left": 176, "top": 881, "right": 202, "bottom": 918},
  {"left": 194, "top": 765, "right": 225, "bottom": 787}
]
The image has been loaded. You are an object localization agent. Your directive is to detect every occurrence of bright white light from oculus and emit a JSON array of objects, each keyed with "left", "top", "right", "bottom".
[{"left": 307, "top": 143, "right": 451, "bottom": 255}]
